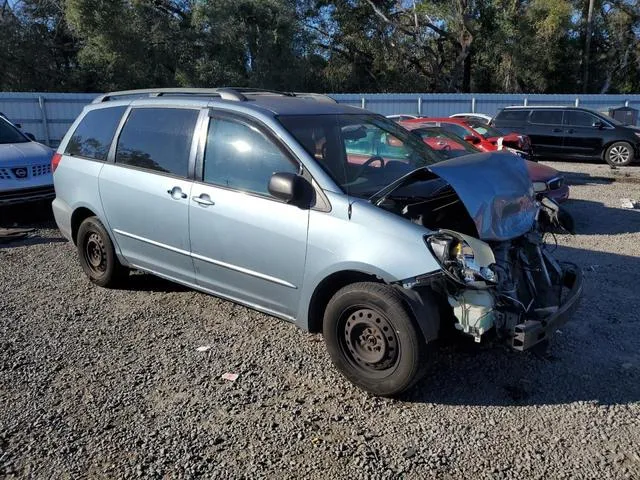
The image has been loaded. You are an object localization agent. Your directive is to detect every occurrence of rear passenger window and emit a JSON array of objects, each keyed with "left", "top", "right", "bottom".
[
  {"left": 65, "top": 107, "right": 126, "bottom": 160},
  {"left": 495, "top": 110, "right": 530, "bottom": 122},
  {"left": 115, "top": 108, "right": 199, "bottom": 177},
  {"left": 564, "top": 111, "right": 598, "bottom": 127},
  {"left": 203, "top": 117, "right": 298, "bottom": 196},
  {"left": 530, "top": 110, "right": 563, "bottom": 125}
]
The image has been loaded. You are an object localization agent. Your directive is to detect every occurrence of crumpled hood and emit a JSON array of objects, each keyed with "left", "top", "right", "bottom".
[
  {"left": 0, "top": 141, "right": 53, "bottom": 165},
  {"left": 429, "top": 151, "right": 538, "bottom": 241}
]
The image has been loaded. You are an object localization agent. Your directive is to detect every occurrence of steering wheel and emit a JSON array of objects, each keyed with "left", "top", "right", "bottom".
[{"left": 351, "top": 155, "right": 385, "bottom": 180}]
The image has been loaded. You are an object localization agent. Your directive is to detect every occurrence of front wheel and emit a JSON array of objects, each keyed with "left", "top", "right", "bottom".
[
  {"left": 76, "top": 216, "right": 128, "bottom": 288},
  {"left": 322, "top": 282, "right": 428, "bottom": 397},
  {"left": 605, "top": 141, "right": 634, "bottom": 167}
]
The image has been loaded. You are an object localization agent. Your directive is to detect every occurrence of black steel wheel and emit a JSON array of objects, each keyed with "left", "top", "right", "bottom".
[
  {"left": 323, "top": 282, "right": 429, "bottom": 397},
  {"left": 76, "top": 216, "right": 128, "bottom": 288}
]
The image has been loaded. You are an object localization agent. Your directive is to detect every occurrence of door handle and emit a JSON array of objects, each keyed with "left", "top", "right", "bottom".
[
  {"left": 552, "top": 128, "right": 562, "bottom": 133},
  {"left": 192, "top": 194, "right": 215, "bottom": 206},
  {"left": 566, "top": 129, "right": 575, "bottom": 134},
  {"left": 167, "top": 186, "right": 187, "bottom": 199}
]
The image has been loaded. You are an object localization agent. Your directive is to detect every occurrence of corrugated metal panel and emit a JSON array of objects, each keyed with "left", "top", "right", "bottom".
[
  {"left": 331, "top": 93, "right": 640, "bottom": 120},
  {"left": 0, "top": 93, "right": 97, "bottom": 146},
  {"left": 2, "top": 91, "right": 639, "bottom": 146}
]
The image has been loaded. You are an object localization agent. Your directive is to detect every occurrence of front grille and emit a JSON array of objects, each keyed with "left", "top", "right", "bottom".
[
  {"left": 547, "top": 177, "right": 563, "bottom": 190},
  {"left": 0, "top": 185, "right": 55, "bottom": 203},
  {"left": 31, "top": 164, "right": 52, "bottom": 177},
  {"left": 0, "top": 168, "right": 10, "bottom": 180}
]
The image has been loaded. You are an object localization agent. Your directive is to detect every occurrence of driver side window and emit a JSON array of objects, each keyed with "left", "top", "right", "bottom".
[{"left": 203, "top": 117, "right": 299, "bottom": 197}]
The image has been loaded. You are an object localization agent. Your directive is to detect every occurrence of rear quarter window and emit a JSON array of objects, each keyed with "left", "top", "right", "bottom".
[
  {"left": 65, "top": 107, "right": 126, "bottom": 160},
  {"left": 494, "top": 109, "right": 530, "bottom": 123}
]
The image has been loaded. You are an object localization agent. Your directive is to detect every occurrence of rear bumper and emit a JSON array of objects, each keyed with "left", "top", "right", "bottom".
[
  {"left": 511, "top": 263, "right": 583, "bottom": 351},
  {"left": 0, "top": 185, "right": 55, "bottom": 206}
]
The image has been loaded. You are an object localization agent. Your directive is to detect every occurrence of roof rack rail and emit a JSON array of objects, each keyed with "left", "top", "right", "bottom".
[
  {"left": 92, "top": 87, "right": 337, "bottom": 104},
  {"left": 504, "top": 105, "right": 570, "bottom": 109},
  {"left": 92, "top": 88, "right": 248, "bottom": 104}
]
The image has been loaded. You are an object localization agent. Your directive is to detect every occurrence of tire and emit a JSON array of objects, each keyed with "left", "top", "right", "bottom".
[
  {"left": 76, "top": 216, "right": 128, "bottom": 288},
  {"left": 605, "top": 141, "right": 634, "bottom": 167},
  {"left": 322, "top": 282, "right": 429, "bottom": 397}
]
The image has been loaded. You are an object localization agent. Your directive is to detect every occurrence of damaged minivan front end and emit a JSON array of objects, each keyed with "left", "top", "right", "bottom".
[{"left": 385, "top": 153, "right": 583, "bottom": 350}]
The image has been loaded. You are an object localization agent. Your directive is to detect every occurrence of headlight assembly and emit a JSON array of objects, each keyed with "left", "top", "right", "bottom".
[
  {"left": 532, "top": 181, "right": 548, "bottom": 193},
  {"left": 426, "top": 232, "right": 497, "bottom": 287}
]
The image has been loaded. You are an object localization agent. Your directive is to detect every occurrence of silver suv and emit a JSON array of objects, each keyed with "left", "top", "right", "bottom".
[{"left": 52, "top": 88, "right": 582, "bottom": 396}]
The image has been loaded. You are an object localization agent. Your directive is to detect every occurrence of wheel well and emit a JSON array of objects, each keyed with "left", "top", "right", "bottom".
[
  {"left": 307, "top": 270, "right": 380, "bottom": 333},
  {"left": 70, "top": 207, "right": 96, "bottom": 245}
]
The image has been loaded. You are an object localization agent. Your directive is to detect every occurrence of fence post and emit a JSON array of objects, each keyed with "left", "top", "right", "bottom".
[
  {"left": 575, "top": 97, "right": 580, "bottom": 107},
  {"left": 417, "top": 97, "right": 422, "bottom": 115},
  {"left": 38, "top": 96, "right": 51, "bottom": 146},
  {"left": 471, "top": 97, "right": 476, "bottom": 113},
  {"left": 361, "top": 96, "right": 366, "bottom": 109}
]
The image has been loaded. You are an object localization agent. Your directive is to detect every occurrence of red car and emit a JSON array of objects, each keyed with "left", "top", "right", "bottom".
[
  {"left": 402, "top": 123, "right": 569, "bottom": 203},
  {"left": 403, "top": 117, "right": 532, "bottom": 155}
]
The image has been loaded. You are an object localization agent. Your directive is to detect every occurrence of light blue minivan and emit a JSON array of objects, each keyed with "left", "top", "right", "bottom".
[{"left": 52, "top": 88, "right": 582, "bottom": 396}]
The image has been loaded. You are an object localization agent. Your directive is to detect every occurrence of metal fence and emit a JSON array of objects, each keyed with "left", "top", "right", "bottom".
[{"left": 2, "top": 92, "right": 639, "bottom": 147}]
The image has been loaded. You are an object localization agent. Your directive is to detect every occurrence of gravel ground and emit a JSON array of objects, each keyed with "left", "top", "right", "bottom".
[{"left": 1, "top": 160, "right": 639, "bottom": 479}]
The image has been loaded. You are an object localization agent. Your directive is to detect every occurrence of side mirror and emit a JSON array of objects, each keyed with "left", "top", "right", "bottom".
[
  {"left": 268, "top": 172, "right": 312, "bottom": 206},
  {"left": 25, "top": 132, "right": 36, "bottom": 141},
  {"left": 592, "top": 120, "right": 604, "bottom": 129},
  {"left": 15, "top": 123, "right": 22, "bottom": 129},
  {"left": 464, "top": 135, "right": 480, "bottom": 144}
]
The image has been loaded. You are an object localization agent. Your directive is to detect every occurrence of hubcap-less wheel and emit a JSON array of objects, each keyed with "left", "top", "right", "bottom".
[
  {"left": 609, "top": 145, "right": 630, "bottom": 164},
  {"left": 84, "top": 232, "right": 107, "bottom": 275},
  {"left": 342, "top": 307, "right": 399, "bottom": 372}
]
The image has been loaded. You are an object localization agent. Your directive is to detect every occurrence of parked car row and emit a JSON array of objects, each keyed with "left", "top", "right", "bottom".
[
  {"left": 388, "top": 105, "right": 640, "bottom": 166},
  {"left": 47, "top": 88, "right": 582, "bottom": 396}
]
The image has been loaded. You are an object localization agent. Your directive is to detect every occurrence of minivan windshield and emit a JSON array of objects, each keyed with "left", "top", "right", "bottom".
[
  {"left": 0, "top": 117, "right": 29, "bottom": 144},
  {"left": 278, "top": 114, "right": 440, "bottom": 197}
]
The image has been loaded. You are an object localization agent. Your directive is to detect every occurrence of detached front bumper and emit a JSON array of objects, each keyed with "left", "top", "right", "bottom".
[{"left": 511, "top": 264, "right": 583, "bottom": 351}]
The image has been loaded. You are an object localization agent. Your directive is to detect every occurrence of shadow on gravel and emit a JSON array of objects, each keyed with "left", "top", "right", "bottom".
[
  {"left": 562, "top": 198, "right": 640, "bottom": 235},
  {"left": 0, "top": 201, "right": 56, "bottom": 228},
  {"left": 122, "top": 271, "right": 190, "bottom": 293},
  {"left": 403, "top": 243, "right": 640, "bottom": 407}
]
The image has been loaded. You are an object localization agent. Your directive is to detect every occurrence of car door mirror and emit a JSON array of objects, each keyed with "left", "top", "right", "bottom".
[
  {"left": 24, "top": 132, "right": 36, "bottom": 141},
  {"left": 268, "top": 172, "right": 313, "bottom": 207},
  {"left": 592, "top": 120, "right": 604, "bottom": 129},
  {"left": 463, "top": 135, "right": 480, "bottom": 144}
]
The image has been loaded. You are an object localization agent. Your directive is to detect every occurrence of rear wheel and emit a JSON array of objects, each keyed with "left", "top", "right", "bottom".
[
  {"left": 605, "top": 141, "right": 634, "bottom": 166},
  {"left": 77, "top": 216, "right": 128, "bottom": 288},
  {"left": 322, "top": 282, "right": 428, "bottom": 397}
]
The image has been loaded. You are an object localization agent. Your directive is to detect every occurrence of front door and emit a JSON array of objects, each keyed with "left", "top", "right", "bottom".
[
  {"left": 561, "top": 110, "right": 604, "bottom": 158},
  {"left": 189, "top": 113, "right": 309, "bottom": 319},
  {"left": 99, "top": 106, "right": 201, "bottom": 283}
]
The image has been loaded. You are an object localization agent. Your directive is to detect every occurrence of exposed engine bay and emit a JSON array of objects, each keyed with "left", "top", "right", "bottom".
[{"left": 380, "top": 155, "right": 583, "bottom": 350}]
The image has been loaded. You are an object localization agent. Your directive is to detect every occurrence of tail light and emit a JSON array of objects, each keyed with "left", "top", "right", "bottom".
[{"left": 51, "top": 153, "right": 62, "bottom": 172}]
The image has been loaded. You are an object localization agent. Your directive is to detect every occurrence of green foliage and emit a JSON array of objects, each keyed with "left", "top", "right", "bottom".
[{"left": 0, "top": 0, "right": 638, "bottom": 93}]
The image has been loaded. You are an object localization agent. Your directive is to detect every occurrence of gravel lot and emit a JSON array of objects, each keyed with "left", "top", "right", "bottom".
[{"left": 1, "top": 160, "right": 639, "bottom": 479}]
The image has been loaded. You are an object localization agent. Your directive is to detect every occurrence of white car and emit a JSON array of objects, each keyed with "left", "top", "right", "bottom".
[
  {"left": 386, "top": 114, "right": 419, "bottom": 122},
  {"left": 449, "top": 113, "right": 493, "bottom": 124},
  {"left": 0, "top": 115, "right": 54, "bottom": 206}
]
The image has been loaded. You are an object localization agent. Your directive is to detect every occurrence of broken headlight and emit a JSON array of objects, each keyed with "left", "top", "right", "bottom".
[{"left": 426, "top": 233, "right": 497, "bottom": 287}]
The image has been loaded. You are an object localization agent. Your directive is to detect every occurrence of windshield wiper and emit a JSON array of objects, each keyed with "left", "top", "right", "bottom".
[{"left": 368, "top": 167, "right": 434, "bottom": 206}]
